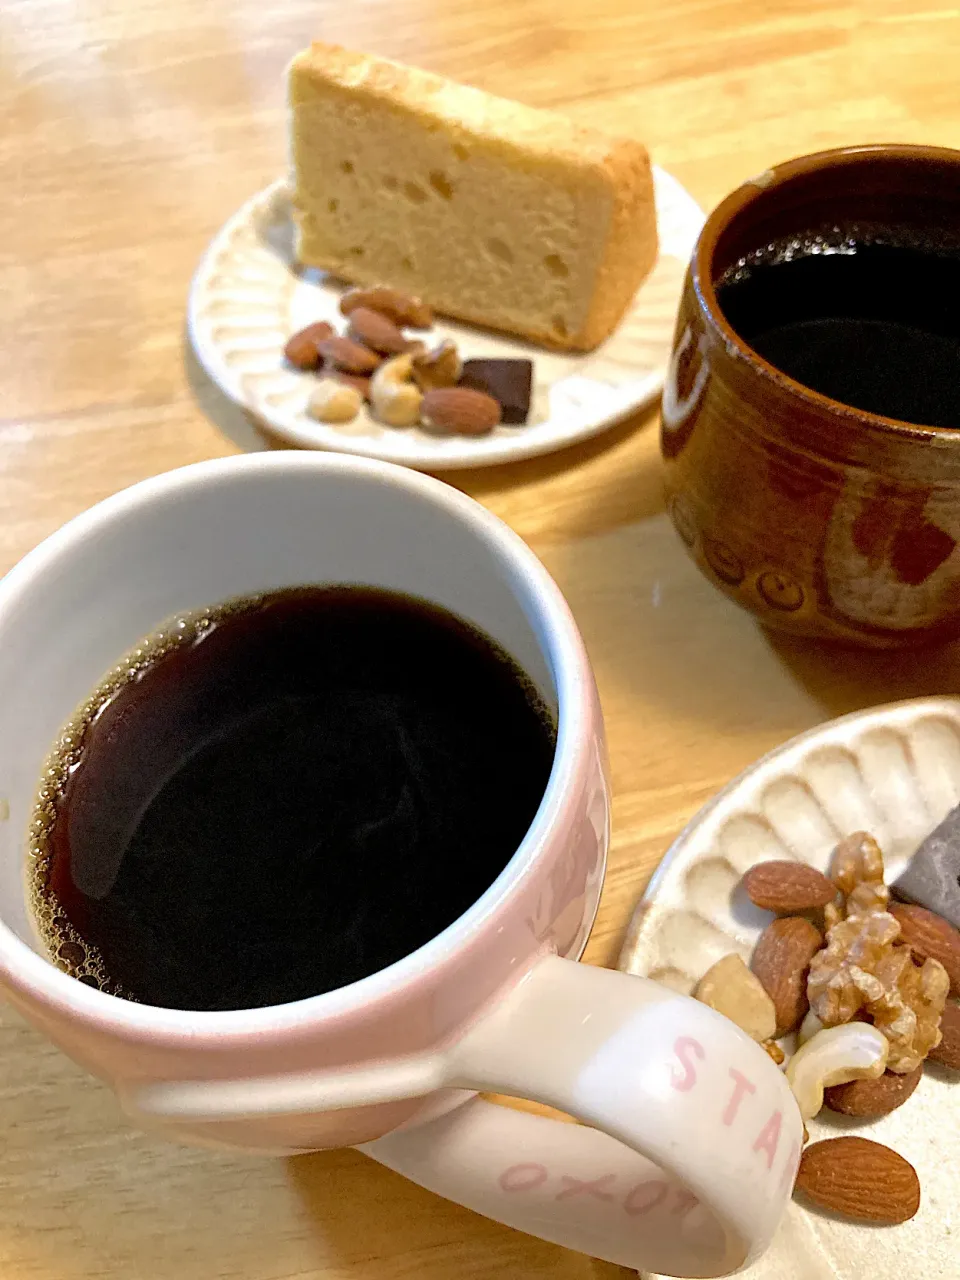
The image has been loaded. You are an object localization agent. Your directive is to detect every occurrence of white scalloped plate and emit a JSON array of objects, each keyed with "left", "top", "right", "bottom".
[
  {"left": 187, "top": 168, "right": 703, "bottom": 469},
  {"left": 619, "top": 697, "right": 960, "bottom": 1280}
]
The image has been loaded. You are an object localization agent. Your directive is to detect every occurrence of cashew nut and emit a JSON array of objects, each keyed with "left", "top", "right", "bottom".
[
  {"left": 307, "top": 379, "right": 362, "bottom": 424},
  {"left": 786, "top": 1023, "right": 889, "bottom": 1120},
  {"left": 370, "top": 354, "right": 423, "bottom": 428},
  {"left": 695, "top": 953, "right": 778, "bottom": 1043},
  {"left": 797, "top": 1009, "right": 824, "bottom": 1046}
]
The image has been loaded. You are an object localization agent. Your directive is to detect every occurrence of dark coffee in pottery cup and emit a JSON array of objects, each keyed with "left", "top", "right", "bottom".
[{"left": 662, "top": 144, "right": 960, "bottom": 647}]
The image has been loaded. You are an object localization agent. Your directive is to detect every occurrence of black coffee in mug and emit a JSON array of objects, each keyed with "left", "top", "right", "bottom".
[
  {"left": 715, "top": 226, "right": 960, "bottom": 428},
  {"left": 29, "top": 586, "right": 556, "bottom": 1011}
]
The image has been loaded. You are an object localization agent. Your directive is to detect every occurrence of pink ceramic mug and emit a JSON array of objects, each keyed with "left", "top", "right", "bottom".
[{"left": 0, "top": 454, "right": 801, "bottom": 1277}]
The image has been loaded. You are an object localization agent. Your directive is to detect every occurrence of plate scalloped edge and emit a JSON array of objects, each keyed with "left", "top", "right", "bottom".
[
  {"left": 187, "top": 167, "right": 704, "bottom": 470},
  {"left": 618, "top": 695, "right": 960, "bottom": 1280}
]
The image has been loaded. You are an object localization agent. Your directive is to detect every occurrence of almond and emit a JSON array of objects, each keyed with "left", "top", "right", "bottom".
[
  {"left": 317, "top": 336, "right": 381, "bottom": 375},
  {"left": 743, "top": 861, "right": 837, "bottom": 913},
  {"left": 823, "top": 1064, "right": 922, "bottom": 1117},
  {"left": 340, "top": 285, "right": 433, "bottom": 329},
  {"left": 751, "top": 916, "right": 823, "bottom": 1036},
  {"left": 889, "top": 903, "right": 960, "bottom": 995},
  {"left": 794, "top": 1136, "right": 920, "bottom": 1224},
  {"left": 928, "top": 1000, "right": 960, "bottom": 1070},
  {"left": 283, "top": 321, "right": 334, "bottom": 370},
  {"left": 347, "top": 307, "right": 418, "bottom": 355},
  {"left": 420, "top": 387, "right": 502, "bottom": 436}
]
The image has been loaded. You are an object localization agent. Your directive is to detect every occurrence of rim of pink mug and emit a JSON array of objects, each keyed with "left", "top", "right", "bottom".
[{"left": 0, "top": 453, "right": 598, "bottom": 1043}]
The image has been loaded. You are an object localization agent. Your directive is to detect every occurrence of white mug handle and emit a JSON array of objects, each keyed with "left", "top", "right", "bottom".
[
  {"left": 371, "top": 956, "right": 801, "bottom": 1276},
  {"left": 124, "top": 957, "right": 802, "bottom": 1276}
]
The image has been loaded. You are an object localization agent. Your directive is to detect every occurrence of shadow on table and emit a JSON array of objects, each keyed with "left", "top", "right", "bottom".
[
  {"left": 766, "top": 629, "right": 960, "bottom": 718},
  {"left": 286, "top": 1147, "right": 632, "bottom": 1280},
  {"left": 441, "top": 404, "right": 659, "bottom": 498}
]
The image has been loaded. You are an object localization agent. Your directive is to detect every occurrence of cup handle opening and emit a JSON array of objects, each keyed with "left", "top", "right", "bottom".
[
  {"left": 362, "top": 1095, "right": 734, "bottom": 1277},
  {"left": 367, "top": 955, "right": 802, "bottom": 1278}
]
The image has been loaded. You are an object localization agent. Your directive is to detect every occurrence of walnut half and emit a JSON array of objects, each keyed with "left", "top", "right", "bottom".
[
  {"left": 807, "top": 910, "right": 902, "bottom": 1026},
  {"left": 826, "top": 831, "right": 890, "bottom": 926},
  {"left": 412, "top": 340, "right": 462, "bottom": 391},
  {"left": 871, "top": 946, "right": 949, "bottom": 1073},
  {"left": 807, "top": 834, "right": 950, "bottom": 1073}
]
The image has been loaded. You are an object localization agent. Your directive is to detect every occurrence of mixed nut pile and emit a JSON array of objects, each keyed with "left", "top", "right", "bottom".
[
  {"left": 694, "top": 833, "right": 960, "bottom": 1226},
  {"left": 283, "top": 286, "right": 533, "bottom": 435}
]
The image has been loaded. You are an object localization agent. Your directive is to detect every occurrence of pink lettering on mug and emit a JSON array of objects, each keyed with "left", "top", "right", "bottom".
[
  {"left": 623, "top": 1180, "right": 669, "bottom": 1216},
  {"left": 556, "top": 1174, "right": 616, "bottom": 1202},
  {"left": 723, "top": 1067, "right": 757, "bottom": 1125},
  {"left": 752, "top": 1111, "right": 783, "bottom": 1170},
  {"left": 499, "top": 1163, "right": 549, "bottom": 1192},
  {"left": 670, "top": 1036, "right": 705, "bottom": 1092}
]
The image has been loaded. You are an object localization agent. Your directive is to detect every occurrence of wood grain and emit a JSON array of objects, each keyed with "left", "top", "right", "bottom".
[{"left": 2, "top": 1, "right": 960, "bottom": 1276}]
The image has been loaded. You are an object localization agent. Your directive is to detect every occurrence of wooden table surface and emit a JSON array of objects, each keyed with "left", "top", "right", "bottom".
[{"left": 3, "top": 1, "right": 960, "bottom": 1277}]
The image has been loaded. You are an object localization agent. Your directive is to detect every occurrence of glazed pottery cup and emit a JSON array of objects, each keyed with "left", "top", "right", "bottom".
[
  {"left": 0, "top": 454, "right": 800, "bottom": 1277},
  {"left": 662, "top": 144, "right": 960, "bottom": 647}
]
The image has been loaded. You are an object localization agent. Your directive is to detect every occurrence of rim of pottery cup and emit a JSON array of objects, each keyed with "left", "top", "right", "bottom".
[{"left": 693, "top": 142, "right": 960, "bottom": 446}]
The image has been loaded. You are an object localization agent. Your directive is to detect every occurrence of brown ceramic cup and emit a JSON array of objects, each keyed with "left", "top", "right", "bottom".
[{"left": 662, "top": 144, "right": 960, "bottom": 647}]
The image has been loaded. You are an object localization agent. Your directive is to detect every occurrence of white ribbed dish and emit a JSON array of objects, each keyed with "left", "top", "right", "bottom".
[
  {"left": 620, "top": 697, "right": 960, "bottom": 1280},
  {"left": 187, "top": 168, "right": 703, "bottom": 469}
]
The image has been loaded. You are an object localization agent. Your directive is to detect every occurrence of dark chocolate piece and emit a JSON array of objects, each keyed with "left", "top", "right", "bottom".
[
  {"left": 459, "top": 359, "right": 533, "bottom": 425},
  {"left": 892, "top": 802, "right": 960, "bottom": 930}
]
